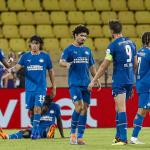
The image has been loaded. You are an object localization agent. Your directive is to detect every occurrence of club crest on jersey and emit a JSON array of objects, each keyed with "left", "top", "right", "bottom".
[
  {"left": 85, "top": 51, "right": 89, "bottom": 55},
  {"left": 73, "top": 95, "right": 77, "bottom": 100},
  {"left": 39, "top": 59, "right": 44, "bottom": 63},
  {"left": 50, "top": 110, "right": 54, "bottom": 114}
]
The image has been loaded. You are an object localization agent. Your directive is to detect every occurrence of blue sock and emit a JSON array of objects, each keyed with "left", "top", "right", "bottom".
[
  {"left": 118, "top": 112, "right": 127, "bottom": 142},
  {"left": 71, "top": 110, "right": 80, "bottom": 134},
  {"left": 115, "top": 112, "right": 120, "bottom": 138},
  {"left": 132, "top": 114, "right": 144, "bottom": 138},
  {"left": 9, "top": 131, "right": 23, "bottom": 139},
  {"left": 77, "top": 115, "right": 87, "bottom": 139},
  {"left": 32, "top": 114, "right": 41, "bottom": 134}
]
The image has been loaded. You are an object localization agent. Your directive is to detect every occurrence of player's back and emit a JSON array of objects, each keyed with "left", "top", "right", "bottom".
[
  {"left": 136, "top": 47, "right": 150, "bottom": 93},
  {"left": 108, "top": 37, "right": 136, "bottom": 86}
]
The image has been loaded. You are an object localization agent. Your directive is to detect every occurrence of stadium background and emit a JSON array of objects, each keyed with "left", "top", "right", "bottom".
[{"left": 0, "top": 0, "right": 150, "bottom": 129}]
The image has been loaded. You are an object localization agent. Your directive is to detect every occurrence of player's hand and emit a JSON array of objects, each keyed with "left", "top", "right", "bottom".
[
  {"left": 88, "top": 81, "right": 95, "bottom": 91},
  {"left": 50, "top": 86, "right": 56, "bottom": 98},
  {"left": 97, "top": 79, "right": 101, "bottom": 91},
  {"left": 66, "top": 62, "right": 73, "bottom": 69}
]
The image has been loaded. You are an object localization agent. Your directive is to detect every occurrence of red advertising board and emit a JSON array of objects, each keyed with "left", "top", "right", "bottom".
[{"left": 0, "top": 88, "right": 149, "bottom": 129}]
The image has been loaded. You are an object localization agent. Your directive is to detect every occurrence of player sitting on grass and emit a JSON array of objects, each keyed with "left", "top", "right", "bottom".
[{"left": 0, "top": 95, "right": 64, "bottom": 139}]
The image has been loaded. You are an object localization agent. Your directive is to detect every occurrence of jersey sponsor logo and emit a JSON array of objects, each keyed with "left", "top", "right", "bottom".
[
  {"left": 40, "top": 116, "right": 53, "bottom": 121},
  {"left": 27, "top": 65, "right": 43, "bottom": 71},
  {"left": 73, "top": 57, "right": 88, "bottom": 64}
]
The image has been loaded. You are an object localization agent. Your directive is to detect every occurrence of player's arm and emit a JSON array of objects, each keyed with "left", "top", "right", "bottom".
[
  {"left": 59, "top": 59, "right": 71, "bottom": 69},
  {"left": 48, "top": 69, "right": 56, "bottom": 98},
  {"left": 89, "top": 65, "right": 97, "bottom": 77},
  {"left": 57, "top": 116, "right": 64, "bottom": 138},
  {"left": 1, "top": 58, "right": 11, "bottom": 68},
  {"left": 8, "top": 64, "right": 22, "bottom": 73},
  {"left": 88, "top": 56, "right": 111, "bottom": 91},
  {"left": 134, "top": 55, "right": 138, "bottom": 73}
]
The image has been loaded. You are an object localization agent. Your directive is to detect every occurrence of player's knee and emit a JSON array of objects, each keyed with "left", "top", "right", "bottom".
[
  {"left": 75, "top": 104, "right": 83, "bottom": 113},
  {"left": 34, "top": 106, "right": 41, "bottom": 114}
]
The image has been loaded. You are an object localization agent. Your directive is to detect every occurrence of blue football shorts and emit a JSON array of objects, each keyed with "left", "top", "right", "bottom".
[
  {"left": 69, "top": 86, "right": 91, "bottom": 104},
  {"left": 112, "top": 84, "right": 133, "bottom": 100},
  {"left": 138, "top": 92, "right": 150, "bottom": 109},
  {"left": 25, "top": 91, "right": 46, "bottom": 109}
]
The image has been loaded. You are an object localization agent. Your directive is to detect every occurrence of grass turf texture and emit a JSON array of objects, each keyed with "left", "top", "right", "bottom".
[{"left": 0, "top": 128, "right": 150, "bottom": 150}]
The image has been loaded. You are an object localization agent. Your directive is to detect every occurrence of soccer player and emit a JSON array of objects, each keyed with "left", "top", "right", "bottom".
[
  {"left": 59, "top": 25, "right": 98, "bottom": 145},
  {"left": 0, "top": 95, "right": 64, "bottom": 139},
  {"left": 130, "top": 32, "right": 150, "bottom": 144},
  {"left": 88, "top": 20, "right": 137, "bottom": 145},
  {"left": 8, "top": 35, "right": 56, "bottom": 139}
]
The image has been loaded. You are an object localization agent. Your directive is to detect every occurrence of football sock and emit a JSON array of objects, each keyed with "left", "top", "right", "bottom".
[
  {"left": 71, "top": 110, "right": 80, "bottom": 134},
  {"left": 115, "top": 111, "right": 120, "bottom": 138},
  {"left": 132, "top": 113, "right": 144, "bottom": 138},
  {"left": 32, "top": 114, "right": 41, "bottom": 135},
  {"left": 9, "top": 131, "right": 23, "bottom": 139},
  {"left": 77, "top": 115, "right": 87, "bottom": 139},
  {"left": 118, "top": 112, "right": 127, "bottom": 142}
]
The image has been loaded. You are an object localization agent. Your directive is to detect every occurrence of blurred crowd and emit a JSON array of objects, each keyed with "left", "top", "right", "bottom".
[{"left": 0, "top": 50, "right": 25, "bottom": 88}]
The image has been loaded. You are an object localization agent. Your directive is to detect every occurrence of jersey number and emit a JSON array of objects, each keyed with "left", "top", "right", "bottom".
[
  {"left": 125, "top": 45, "right": 132, "bottom": 63},
  {"left": 137, "top": 57, "right": 141, "bottom": 75}
]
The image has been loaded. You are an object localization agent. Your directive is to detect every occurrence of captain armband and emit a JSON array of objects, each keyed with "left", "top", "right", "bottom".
[{"left": 105, "top": 54, "right": 113, "bottom": 61}]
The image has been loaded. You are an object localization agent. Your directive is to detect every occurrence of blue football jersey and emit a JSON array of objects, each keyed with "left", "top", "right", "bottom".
[
  {"left": 136, "top": 47, "right": 150, "bottom": 93},
  {"left": 0, "top": 49, "right": 5, "bottom": 61},
  {"left": 61, "top": 44, "right": 95, "bottom": 87},
  {"left": 106, "top": 37, "right": 136, "bottom": 87},
  {"left": 39, "top": 102, "right": 61, "bottom": 128},
  {"left": 18, "top": 51, "right": 53, "bottom": 92}
]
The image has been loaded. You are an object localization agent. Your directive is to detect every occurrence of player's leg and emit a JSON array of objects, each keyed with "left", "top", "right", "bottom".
[
  {"left": 114, "top": 93, "right": 127, "bottom": 145},
  {"left": 77, "top": 87, "right": 90, "bottom": 145},
  {"left": 25, "top": 92, "right": 34, "bottom": 126},
  {"left": 31, "top": 92, "right": 45, "bottom": 139},
  {"left": 69, "top": 86, "right": 83, "bottom": 144},
  {"left": 112, "top": 87, "right": 127, "bottom": 145},
  {"left": 0, "top": 128, "right": 31, "bottom": 139},
  {"left": 130, "top": 93, "right": 150, "bottom": 144}
]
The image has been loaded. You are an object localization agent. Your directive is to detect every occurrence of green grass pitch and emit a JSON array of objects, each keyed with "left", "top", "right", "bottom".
[{"left": 0, "top": 128, "right": 150, "bottom": 150}]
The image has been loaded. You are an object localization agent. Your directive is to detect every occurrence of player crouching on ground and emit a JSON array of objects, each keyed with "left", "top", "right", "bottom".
[{"left": 0, "top": 95, "right": 64, "bottom": 139}]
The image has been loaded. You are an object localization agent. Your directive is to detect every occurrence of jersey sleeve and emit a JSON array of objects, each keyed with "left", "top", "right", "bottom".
[
  {"left": 46, "top": 53, "right": 53, "bottom": 70},
  {"left": 55, "top": 104, "right": 61, "bottom": 118},
  {"left": 61, "top": 48, "right": 70, "bottom": 62},
  {"left": 89, "top": 50, "right": 95, "bottom": 67},
  {"left": 18, "top": 53, "right": 25, "bottom": 66},
  {"left": 105, "top": 43, "right": 114, "bottom": 61},
  {"left": 0, "top": 49, "right": 5, "bottom": 61}
]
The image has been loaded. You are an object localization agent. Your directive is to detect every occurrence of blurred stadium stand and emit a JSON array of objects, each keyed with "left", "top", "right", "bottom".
[{"left": 0, "top": 0, "right": 149, "bottom": 87}]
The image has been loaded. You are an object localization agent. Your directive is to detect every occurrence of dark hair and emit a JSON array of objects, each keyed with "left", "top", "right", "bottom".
[
  {"left": 109, "top": 20, "right": 122, "bottom": 34},
  {"left": 29, "top": 35, "right": 44, "bottom": 50},
  {"left": 41, "top": 95, "right": 53, "bottom": 115},
  {"left": 72, "top": 25, "right": 89, "bottom": 38},
  {"left": 142, "top": 32, "right": 150, "bottom": 47}
]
